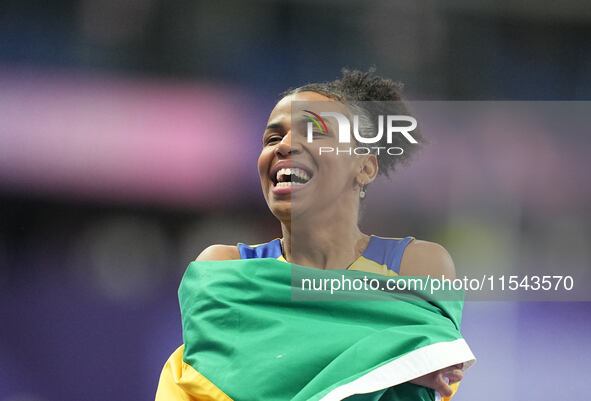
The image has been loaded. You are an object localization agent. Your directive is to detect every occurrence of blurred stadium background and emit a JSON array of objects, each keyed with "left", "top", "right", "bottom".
[{"left": 1, "top": 1, "right": 590, "bottom": 400}]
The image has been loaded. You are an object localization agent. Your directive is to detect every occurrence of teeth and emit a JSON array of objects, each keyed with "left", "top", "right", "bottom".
[
  {"left": 275, "top": 167, "right": 311, "bottom": 183},
  {"left": 276, "top": 181, "right": 305, "bottom": 187}
]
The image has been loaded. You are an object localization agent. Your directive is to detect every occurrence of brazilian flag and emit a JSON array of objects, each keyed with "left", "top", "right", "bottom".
[{"left": 156, "top": 259, "right": 475, "bottom": 401}]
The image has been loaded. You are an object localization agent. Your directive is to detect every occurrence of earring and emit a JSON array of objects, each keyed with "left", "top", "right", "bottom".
[{"left": 359, "top": 185, "right": 366, "bottom": 199}]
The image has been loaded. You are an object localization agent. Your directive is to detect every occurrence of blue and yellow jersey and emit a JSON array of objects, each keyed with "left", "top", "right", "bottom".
[
  {"left": 157, "top": 234, "right": 466, "bottom": 401},
  {"left": 237, "top": 234, "right": 414, "bottom": 276}
]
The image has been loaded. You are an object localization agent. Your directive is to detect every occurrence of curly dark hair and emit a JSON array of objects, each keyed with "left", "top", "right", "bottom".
[{"left": 281, "top": 68, "right": 424, "bottom": 177}]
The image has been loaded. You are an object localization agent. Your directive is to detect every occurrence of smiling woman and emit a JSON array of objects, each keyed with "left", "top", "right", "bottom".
[{"left": 155, "top": 69, "right": 475, "bottom": 401}]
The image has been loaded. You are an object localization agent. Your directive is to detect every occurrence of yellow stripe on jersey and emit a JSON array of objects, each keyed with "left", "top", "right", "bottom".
[
  {"left": 347, "top": 255, "right": 399, "bottom": 276},
  {"left": 276, "top": 249, "right": 399, "bottom": 276}
]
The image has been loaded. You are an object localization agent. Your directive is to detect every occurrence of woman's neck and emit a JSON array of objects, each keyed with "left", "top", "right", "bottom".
[{"left": 280, "top": 216, "right": 370, "bottom": 270}]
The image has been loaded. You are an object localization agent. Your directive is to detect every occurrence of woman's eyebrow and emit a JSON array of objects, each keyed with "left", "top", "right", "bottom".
[
  {"left": 295, "top": 116, "right": 334, "bottom": 132},
  {"left": 265, "top": 122, "right": 285, "bottom": 131}
]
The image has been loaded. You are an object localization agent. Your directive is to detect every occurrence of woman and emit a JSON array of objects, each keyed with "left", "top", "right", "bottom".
[{"left": 157, "top": 70, "right": 469, "bottom": 400}]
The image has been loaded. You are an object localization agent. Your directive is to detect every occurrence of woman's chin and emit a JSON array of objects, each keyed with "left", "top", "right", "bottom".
[
  {"left": 267, "top": 181, "right": 318, "bottom": 221},
  {"left": 270, "top": 205, "right": 291, "bottom": 222},
  {"left": 270, "top": 201, "right": 317, "bottom": 224}
]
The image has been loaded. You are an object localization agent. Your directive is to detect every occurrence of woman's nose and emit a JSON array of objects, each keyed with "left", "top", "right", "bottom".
[{"left": 276, "top": 131, "right": 299, "bottom": 156}]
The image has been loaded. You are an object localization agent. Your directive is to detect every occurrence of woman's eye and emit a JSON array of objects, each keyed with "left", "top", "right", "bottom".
[
  {"left": 303, "top": 128, "right": 324, "bottom": 136},
  {"left": 265, "top": 136, "right": 281, "bottom": 145},
  {"left": 310, "top": 130, "right": 325, "bottom": 138}
]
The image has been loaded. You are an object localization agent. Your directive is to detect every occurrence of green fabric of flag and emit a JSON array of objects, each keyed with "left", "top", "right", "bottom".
[{"left": 179, "top": 258, "right": 475, "bottom": 401}]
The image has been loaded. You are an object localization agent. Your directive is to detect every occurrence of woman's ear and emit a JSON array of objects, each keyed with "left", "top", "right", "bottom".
[{"left": 357, "top": 155, "right": 378, "bottom": 186}]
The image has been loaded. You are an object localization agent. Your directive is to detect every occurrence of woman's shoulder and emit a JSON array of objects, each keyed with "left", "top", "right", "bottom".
[
  {"left": 195, "top": 244, "right": 240, "bottom": 261},
  {"left": 399, "top": 239, "right": 456, "bottom": 279}
]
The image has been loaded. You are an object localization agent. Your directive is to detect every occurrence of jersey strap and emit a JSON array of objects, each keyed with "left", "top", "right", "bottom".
[
  {"left": 237, "top": 235, "right": 414, "bottom": 275},
  {"left": 237, "top": 239, "right": 282, "bottom": 259},
  {"left": 360, "top": 235, "right": 414, "bottom": 275}
]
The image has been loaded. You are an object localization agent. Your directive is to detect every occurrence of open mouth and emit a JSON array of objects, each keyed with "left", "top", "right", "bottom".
[{"left": 272, "top": 167, "right": 313, "bottom": 188}]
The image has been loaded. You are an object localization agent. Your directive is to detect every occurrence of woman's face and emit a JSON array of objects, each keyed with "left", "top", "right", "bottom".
[{"left": 258, "top": 91, "right": 371, "bottom": 223}]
